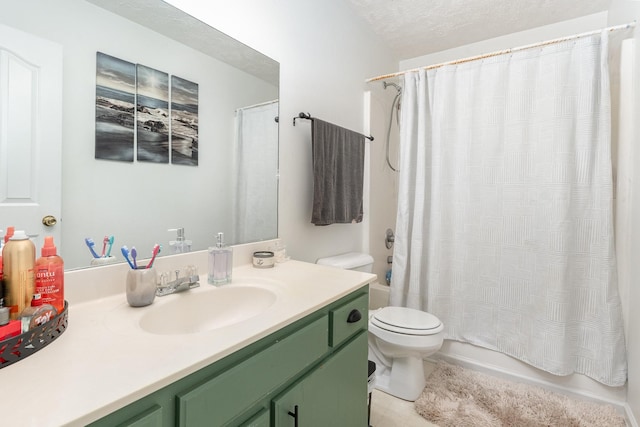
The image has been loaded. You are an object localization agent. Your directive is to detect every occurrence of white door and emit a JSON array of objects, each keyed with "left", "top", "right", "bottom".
[{"left": 0, "top": 24, "right": 62, "bottom": 251}]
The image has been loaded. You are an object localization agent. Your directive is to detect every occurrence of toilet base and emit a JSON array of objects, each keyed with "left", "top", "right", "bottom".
[{"left": 370, "top": 355, "right": 426, "bottom": 401}]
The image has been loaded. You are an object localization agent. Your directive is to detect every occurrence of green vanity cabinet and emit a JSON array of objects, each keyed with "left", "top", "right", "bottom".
[
  {"left": 88, "top": 287, "right": 369, "bottom": 427},
  {"left": 176, "top": 315, "right": 329, "bottom": 426}
]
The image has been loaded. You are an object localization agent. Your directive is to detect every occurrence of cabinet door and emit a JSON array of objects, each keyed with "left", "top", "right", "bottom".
[{"left": 272, "top": 332, "right": 368, "bottom": 427}]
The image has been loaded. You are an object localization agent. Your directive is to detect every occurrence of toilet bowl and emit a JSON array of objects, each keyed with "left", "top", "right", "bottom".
[
  {"left": 368, "top": 306, "right": 443, "bottom": 400},
  {"left": 316, "top": 252, "right": 445, "bottom": 401}
]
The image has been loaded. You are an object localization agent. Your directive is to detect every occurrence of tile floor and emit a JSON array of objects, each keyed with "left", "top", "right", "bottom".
[
  {"left": 368, "top": 361, "right": 437, "bottom": 427},
  {"left": 369, "top": 389, "right": 436, "bottom": 427}
]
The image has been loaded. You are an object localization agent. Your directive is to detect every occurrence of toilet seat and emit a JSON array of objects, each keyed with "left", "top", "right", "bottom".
[{"left": 371, "top": 306, "right": 442, "bottom": 336}]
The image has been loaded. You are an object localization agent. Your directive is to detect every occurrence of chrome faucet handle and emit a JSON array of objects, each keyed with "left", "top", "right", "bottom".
[
  {"left": 155, "top": 266, "right": 200, "bottom": 296},
  {"left": 385, "top": 228, "right": 395, "bottom": 249}
]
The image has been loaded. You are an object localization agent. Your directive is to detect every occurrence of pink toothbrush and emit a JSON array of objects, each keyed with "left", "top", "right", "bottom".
[
  {"left": 101, "top": 235, "right": 109, "bottom": 257},
  {"left": 146, "top": 244, "right": 161, "bottom": 269}
]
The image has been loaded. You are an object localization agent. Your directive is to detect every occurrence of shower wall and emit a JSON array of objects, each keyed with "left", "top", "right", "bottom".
[
  {"left": 609, "top": 1, "right": 640, "bottom": 423},
  {"left": 366, "top": 85, "right": 400, "bottom": 284}
]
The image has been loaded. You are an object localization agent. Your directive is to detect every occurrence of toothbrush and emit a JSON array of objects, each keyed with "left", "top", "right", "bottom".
[
  {"left": 146, "top": 244, "right": 161, "bottom": 269},
  {"left": 85, "top": 238, "right": 100, "bottom": 259},
  {"left": 131, "top": 247, "right": 138, "bottom": 269},
  {"left": 105, "top": 235, "right": 115, "bottom": 257},
  {"left": 101, "top": 236, "right": 109, "bottom": 257},
  {"left": 121, "top": 245, "right": 135, "bottom": 269}
]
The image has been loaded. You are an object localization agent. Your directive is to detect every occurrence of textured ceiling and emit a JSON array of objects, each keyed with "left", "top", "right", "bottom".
[{"left": 344, "top": 0, "right": 612, "bottom": 59}]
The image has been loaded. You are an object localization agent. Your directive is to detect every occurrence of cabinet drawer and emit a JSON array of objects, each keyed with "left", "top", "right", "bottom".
[
  {"left": 176, "top": 314, "right": 328, "bottom": 427},
  {"left": 329, "top": 292, "right": 368, "bottom": 347}
]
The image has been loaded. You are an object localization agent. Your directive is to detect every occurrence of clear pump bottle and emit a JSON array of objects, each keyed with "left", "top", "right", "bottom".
[
  {"left": 168, "top": 228, "right": 192, "bottom": 254},
  {"left": 208, "top": 232, "right": 232, "bottom": 285}
]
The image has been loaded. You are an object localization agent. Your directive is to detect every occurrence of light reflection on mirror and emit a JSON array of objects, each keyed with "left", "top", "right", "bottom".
[{"left": 0, "top": 0, "right": 279, "bottom": 270}]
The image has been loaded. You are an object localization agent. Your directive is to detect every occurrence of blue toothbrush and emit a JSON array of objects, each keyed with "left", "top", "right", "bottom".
[
  {"left": 85, "top": 238, "right": 100, "bottom": 259},
  {"left": 121, "top": 245, "right": 135, "bottom": 269}
]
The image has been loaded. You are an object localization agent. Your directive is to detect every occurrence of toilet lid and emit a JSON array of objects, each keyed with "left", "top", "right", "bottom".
[{"left": 371, "top": 306, "right": 442, "bottom": 335}]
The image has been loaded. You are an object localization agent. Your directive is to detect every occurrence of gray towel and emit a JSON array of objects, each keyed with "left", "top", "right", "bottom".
[{"left": 311, "top": 118, "right": 365, "bottom": 225}]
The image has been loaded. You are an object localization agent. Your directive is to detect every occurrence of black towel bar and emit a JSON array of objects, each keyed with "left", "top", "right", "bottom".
[{"left": 293, "top": 112, "right": 374, "bottom": 141}]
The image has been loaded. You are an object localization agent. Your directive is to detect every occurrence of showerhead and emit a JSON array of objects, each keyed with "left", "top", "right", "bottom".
[{"left": 383, "top": 81, "right": 402, "bottom": 93}]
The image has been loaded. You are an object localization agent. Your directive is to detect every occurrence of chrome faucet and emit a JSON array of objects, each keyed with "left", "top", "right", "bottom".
[{"left": 156, "top": 266, "right": 200, "bottom": 296}]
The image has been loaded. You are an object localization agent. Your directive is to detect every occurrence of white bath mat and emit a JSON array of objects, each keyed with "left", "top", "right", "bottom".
[{"left": 414, "top": 362, "right": 625, "bottom": 427}]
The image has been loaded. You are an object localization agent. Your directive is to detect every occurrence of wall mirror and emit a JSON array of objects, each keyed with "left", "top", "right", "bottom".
[{"left": 0, "top": 0, "right": 279, "bottom": 270}]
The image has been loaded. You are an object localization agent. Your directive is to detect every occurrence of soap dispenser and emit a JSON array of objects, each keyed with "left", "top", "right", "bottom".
[
  {"left": 208, "top": 232, "right": 232, "bottom": 285},
  {"left": 168, "top": 228, "right": 192, "bottom": 254}
]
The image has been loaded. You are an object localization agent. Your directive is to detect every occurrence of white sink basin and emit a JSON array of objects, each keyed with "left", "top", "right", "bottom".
[{"left": 139, "top": 285, "right": 277, "bottom": 335}]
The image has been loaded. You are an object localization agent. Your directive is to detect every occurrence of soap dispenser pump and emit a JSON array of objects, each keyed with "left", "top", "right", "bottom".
[
  {"left": 208, "top": 232, "right": 233, "bottom": 285},
  {"left": 168, "top": 228, "right": 192, "bottom": 254}
]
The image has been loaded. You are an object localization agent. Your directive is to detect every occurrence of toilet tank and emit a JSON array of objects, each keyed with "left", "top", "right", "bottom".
[{"left": 316, "top": 252, "right": 374, "bottom": 273}]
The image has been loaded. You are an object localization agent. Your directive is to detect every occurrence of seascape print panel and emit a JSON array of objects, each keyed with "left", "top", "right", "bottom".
[
  {"left": 136, "top": 64, "right": 169, "bottom": 163},
  {"left": 170, "top": 76, "right": 199, "bottom": 166},
  {"left": 95, "top": 52, "right": 135, "bottom": 162}
]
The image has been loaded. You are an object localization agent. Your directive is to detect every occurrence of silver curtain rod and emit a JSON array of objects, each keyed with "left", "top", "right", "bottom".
[
  {"left": 235, "top": 99, "right": 278, "bottom": 113},
  {"left": 366, "top": 21, "right": 636, "bottom": 83}
]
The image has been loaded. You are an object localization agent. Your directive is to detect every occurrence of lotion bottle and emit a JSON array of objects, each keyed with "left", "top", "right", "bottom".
[
  {"left": 35, "top": 236, "right": 65, "bottom": 314},
  {"left": 208, "top": 232, "right": 233, "bottom": 285},
  {"left": 2, "top": 230, "right": 35, "bottom": 320}
]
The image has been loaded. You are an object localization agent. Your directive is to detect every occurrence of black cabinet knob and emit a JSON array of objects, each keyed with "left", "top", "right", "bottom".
[{"left": 347, "top": 309, "right": 362, "bottom": 323}]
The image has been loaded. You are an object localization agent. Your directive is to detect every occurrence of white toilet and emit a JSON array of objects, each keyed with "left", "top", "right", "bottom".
[{"left": 316, "top": 252, "right": 444, "bottom": 401}]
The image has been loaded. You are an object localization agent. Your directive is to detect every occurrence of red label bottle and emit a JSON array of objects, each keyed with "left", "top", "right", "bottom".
[{"left": 34, "top": 236, "right": 64, "bottom": 314}]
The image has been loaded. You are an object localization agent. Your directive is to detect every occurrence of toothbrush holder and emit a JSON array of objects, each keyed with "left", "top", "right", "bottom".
[
  {"left": 90, "top": 256, "right": 117, "bottom": 267},
  {"left": 126, "top": 267, "right": 157, "bottom": 307}
]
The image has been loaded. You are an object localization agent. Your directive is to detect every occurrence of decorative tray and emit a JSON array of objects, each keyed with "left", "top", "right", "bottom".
[{"left": 0, "top": 301, "right": 68, "bottom": 369}]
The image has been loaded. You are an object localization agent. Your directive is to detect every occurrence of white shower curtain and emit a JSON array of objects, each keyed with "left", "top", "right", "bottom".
[
  {"left": 233, "top": 101, "right": 279, "bottom": 243},
  {"left": 391, "top": 32, "right": 628, "bottom": 386}
]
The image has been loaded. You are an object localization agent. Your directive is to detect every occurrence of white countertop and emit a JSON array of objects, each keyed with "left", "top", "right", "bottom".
[{"left": 0, "top": 259, "right": 374, "bottom": 426}]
